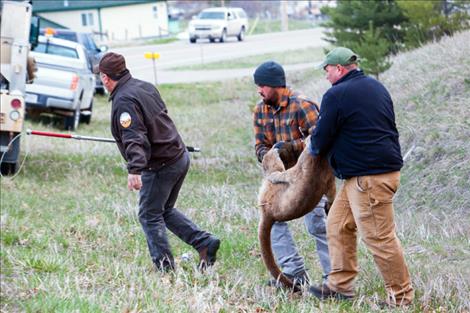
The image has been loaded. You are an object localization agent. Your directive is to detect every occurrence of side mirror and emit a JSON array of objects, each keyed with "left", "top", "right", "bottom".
[
  {"left": 29, "top": 16, "right": 40, "bottom": 49},
  {"left": 100, "top": 45, "right": 108, "bottom": 52}
]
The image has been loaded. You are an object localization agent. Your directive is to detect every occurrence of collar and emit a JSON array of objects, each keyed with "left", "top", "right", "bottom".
[
  {"left": 109, "top": 71, "right": 132, "bottom": 101},
  {"left": 333, "top": 69, "right": 363, "bottom": 86}
]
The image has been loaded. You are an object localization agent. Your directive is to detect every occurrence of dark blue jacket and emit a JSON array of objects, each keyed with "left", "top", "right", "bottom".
[{"left": 309, "top": 69, "right": 403, "bottom": 179}]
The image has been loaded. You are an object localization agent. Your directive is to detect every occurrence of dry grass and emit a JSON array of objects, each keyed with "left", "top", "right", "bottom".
[{"left": 1, "top": 31, "right": 469, "bottom": 312}]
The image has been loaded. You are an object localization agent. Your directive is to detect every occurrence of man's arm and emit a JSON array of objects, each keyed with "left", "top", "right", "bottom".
[
  {"left": 115, "top": 98, "right": 150, "bottom": 189},
  {"left": 292, "top": 99, "right": 320, "bottom": 153},
  {"left": 309, "top": 92, "right": 340, "bottom": 156},
  {"left": 253, "top": 106, "right": 271, "bottom": 162}
]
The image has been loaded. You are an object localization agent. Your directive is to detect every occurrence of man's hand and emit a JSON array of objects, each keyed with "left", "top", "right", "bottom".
[
  {"left": 128, "top": 173, "right": 142, "bottom": 191},
  {"left": 273, "top": 141, "right": 299, "bottom": 169},
  {"left": 272, "top": 141, "right": 286, "bottom": 150}
]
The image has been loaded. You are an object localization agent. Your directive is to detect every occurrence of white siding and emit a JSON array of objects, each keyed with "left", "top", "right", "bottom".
[
  {"left": 38, "top": 2, "right": 168, "bottom": 41},
  {"left": 39, "top": 10, "right": 97, "bottom": 33},
  {"left": 102, "top": 2, "right": 168, "bottom": 41}
]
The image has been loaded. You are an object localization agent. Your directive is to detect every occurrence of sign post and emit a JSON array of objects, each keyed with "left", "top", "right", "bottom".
[{"left": 144, "top": 52, "right": 160, "bottom": 85}]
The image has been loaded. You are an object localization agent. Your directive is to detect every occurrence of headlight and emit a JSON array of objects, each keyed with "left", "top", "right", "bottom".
[{"left": 9, "top": 110, "right": 21, "bottom": 121}]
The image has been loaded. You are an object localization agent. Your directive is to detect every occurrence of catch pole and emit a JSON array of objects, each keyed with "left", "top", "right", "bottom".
[{"left": 26, "top": 129, "right": 200, "bottom": 152}]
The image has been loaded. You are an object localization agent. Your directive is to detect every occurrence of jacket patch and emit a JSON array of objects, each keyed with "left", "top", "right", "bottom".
[{"left": 120, "top": 112, "right": 132, "bottom": 128}]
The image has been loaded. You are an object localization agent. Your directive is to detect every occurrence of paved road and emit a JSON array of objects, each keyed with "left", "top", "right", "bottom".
[{"left": 113, "top": 28, "right": 327, "bottom": 84}]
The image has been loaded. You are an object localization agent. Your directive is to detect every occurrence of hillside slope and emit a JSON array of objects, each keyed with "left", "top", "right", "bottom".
[{"left": 384, "top": 31, "right": 470, "bottom": 310}]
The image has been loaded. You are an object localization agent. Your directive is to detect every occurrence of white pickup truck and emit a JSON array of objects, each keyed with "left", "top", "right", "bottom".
[{"left": 25, "top": 35, "right": 95, "bottom": 130}]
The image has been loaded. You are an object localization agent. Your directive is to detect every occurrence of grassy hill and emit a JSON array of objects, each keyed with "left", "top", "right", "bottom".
[{"left": 1, "top": 31, "right": 469, "bottom": 312}]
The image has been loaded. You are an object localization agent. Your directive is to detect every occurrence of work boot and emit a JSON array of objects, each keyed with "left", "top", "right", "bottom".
[
  {"left": 308, "top": 283, "right": 353, "bottom": 301},
  {"left": 198, "top": 237, "right": 221, "bottom": 270},
  {"left": 267, "top": 271, "right": 310, "bottom": 288}
]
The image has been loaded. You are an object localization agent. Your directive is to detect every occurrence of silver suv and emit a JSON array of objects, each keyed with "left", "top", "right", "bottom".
[{"left": 189, "top": 7, "right": 248, "bottom": 43}]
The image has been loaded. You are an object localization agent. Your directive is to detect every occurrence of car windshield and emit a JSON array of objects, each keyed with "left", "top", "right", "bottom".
[
  {"left": 33, "top": 42, "right": 78, "bottom": 59},
  {"left": 53, "top": 32, "right": 78, "bottom": 42},
  {"left": 198, "top": 11, "right": 225, "bottom": 19}
]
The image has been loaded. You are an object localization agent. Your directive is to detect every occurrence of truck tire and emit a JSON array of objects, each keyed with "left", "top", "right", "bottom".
[
  {"left": 189, "top": 37, "right": 196, "bottom": 43},
  {"left": 237, "top": 27, "right": 245, "bottom": 41},
  {"left": 0, "top": 162, "right": 18, "bottom": 176},
  {"left": 80, "top": 100, "right": 93, "bottom": 125},
  {"left": 64, "top": 106, "right": 80, "bottom": 131},
  {"left": 219, "top": 29, "right": 227, "bottom": 43},
  {"left": 0, "top": 133, "right": 20, "bottom": 176}
]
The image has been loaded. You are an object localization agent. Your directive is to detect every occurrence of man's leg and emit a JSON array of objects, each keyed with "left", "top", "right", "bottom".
[
  {"left": 271, "top": 221, "right": 306, "bottom": 278},
  {"left": 161, "top": 152, "right": 214, "bottom": 249},
  {"left": 304, "top": 195, "right": 331, "bottom": 281},
  {"left": 346, "top": 172, "right": 414, "bottom": 306},
  {"left": 138, "top": 171, "right": 174, "bottom": 270},
  {"left": 324, "top": 182, "right": 358, "bottom": 297}
]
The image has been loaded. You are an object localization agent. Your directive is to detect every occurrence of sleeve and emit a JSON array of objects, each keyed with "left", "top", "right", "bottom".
[
  {"left": 253, "top": 105, "right": 270, "bottom": 163},
  {"left": 309, "top": 92, "right": 340, "bottom": 156},
  {"left": 115, "top": 97, "right": 150, "bottom": 174},
  {"left": 291, "top": 100, "right": 320, "bottom": 153}
]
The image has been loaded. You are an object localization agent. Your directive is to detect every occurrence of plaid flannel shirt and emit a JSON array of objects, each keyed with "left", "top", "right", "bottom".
[{"left": 253, "top": 87, "right": 320, "bottom": 162}]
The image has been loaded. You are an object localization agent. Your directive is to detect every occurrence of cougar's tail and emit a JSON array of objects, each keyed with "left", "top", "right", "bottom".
[{"left": 258, "top": 214, "right": 299, "bottom": 292}]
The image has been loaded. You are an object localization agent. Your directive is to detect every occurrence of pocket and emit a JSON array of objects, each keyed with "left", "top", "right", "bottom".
[
  {"left": 368, "top": 173, "right": 400, "bottom": 204},
  {"left": 356, "top": 176, "right": 369, "bottom": 192}
]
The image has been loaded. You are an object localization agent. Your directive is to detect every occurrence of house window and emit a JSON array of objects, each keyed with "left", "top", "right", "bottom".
[
  {"left": 81, "top": 13, "right": 94, "bottom": 26},
  {"left": 153, "top": 6, "right": 158, "bottom": 18}
]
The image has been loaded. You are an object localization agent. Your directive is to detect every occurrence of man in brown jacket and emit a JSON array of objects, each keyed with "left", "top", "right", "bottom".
[{"left": 95, "top": 52, "right": 220, "bottom": 271}]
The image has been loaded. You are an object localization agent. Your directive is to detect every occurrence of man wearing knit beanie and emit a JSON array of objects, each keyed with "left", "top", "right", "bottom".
[{"left": 252, "top": 61, "right": 331, "bottom": 288}]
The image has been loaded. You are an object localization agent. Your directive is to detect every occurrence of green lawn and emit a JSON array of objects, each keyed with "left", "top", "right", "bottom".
[
  {"left": 1, "top": 32, "right": 469, "bottom": 312},
  {"left": 171, "top": 47, "right": 326, "bottom": 71},
  {"left": 248, "top": 19, "right": 318, "bottom": 35}
]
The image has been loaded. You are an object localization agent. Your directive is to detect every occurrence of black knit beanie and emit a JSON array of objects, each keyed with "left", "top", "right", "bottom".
[{"left": 253, "top": 61, "right": 286, "bottom": 87}]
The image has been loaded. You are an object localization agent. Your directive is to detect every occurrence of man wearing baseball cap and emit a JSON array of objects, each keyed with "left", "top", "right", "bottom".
[
  {"left": 253, "top": 61, "right": 331, "bottom": 288},
  {"left": 95, "top": 52, "right": 220, "bottom": 272},
  {"left": 308, "top": 47, "right": 414, "bottom": 307}
]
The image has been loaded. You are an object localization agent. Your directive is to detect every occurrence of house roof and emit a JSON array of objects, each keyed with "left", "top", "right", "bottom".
[{"left": 32, "top": 0, "right": 163, "bottom": 13}]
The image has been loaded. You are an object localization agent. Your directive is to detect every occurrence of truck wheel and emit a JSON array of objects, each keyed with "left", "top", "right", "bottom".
[
  {"left": 0, "top": 162, "right": 18, "bottom": 176},
  {"left": 209, "top": 38, "right": 215, "bottom": 43},
  {"left": 237, "top": 27, "right": 245, "bottom": 41},
  {"left": 219, "top": 29, "right": 227, "bottom": 43},
  {"left": 64, "top": 106, "right": 80, "bottom": 131},
  {"left": 0, "top": 133, "right": 20, "bottom": 176},
  {"left": 189, "top": 37, "right": 196, "bottom": 43},
  {"left": 80, "top": 100, "right": 93, "bottom": 125}
]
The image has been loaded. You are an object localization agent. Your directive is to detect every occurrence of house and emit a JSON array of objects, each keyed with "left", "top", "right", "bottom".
[{"left": 32, "top": 0, "right": 169, "bottom": 41}]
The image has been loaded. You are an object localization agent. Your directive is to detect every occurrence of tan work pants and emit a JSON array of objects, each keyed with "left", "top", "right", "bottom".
[{"left": 326, "top": 171, "right": 414, "bottom": 306}]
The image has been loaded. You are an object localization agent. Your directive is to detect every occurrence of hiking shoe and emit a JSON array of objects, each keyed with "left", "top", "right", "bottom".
[
  {"left": 308, "top": 283, "right": 353, "bottom": 301},
  {"left": 267, "top": 271, "right": 310, "bottom": 288},
  {"left": 198, "top": 237, "right": 221, "bottom": 270}
]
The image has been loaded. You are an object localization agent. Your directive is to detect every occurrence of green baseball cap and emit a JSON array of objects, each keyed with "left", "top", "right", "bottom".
[{"left": 316, "top": 47, "right": 359, "bottom": 70}]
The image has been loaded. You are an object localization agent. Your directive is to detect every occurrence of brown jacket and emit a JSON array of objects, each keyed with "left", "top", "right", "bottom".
[{"left": 110, "top": 72, "right": 185, "bottom": 174}]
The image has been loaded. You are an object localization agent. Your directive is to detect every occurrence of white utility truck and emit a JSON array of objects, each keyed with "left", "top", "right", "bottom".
[{"left": 0, "top": 1, "right": 38, "bottom": 175}]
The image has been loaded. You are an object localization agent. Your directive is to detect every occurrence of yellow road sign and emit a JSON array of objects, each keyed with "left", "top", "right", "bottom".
[{"left": 144, "top": 52, "right": 160, "bottom": 59}]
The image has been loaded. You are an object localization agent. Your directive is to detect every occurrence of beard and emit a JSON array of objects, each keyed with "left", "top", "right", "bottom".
[{"left": 262, "top": 92, "right": 279, "bottom": 107}]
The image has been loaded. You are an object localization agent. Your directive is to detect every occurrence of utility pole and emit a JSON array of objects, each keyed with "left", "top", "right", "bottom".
[{"left": 280, "top": 0, "right": 288, "bottom": 32}]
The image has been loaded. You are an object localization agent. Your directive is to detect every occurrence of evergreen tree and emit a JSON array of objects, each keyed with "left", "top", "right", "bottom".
[
  {"left": 321, "top": 0, "right": 406, "bottom": 53},
  {"left": 351, "top": 21, "right": 392, "bottom": 80},
  {"left": 397, "top": 0, "right": 470, "bottom": 49}
]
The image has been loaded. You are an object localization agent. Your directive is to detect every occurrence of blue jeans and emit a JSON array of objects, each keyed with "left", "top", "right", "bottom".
[
  {"left": 271, "top": 195, "right": 331, "bottom": 279},
  {"left": 138, "top": 151, "right": 213, "bottom": 268}
]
